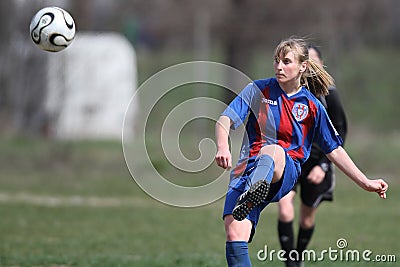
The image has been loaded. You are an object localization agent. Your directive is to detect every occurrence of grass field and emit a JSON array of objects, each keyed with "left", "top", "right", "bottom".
[{"left": 0, "top": 135, "right": 398, "bottom": 266}]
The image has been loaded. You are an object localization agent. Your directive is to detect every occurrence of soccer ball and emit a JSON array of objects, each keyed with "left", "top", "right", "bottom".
[{"left": 30, "top": 6, "right": 76, "bottom": 52}]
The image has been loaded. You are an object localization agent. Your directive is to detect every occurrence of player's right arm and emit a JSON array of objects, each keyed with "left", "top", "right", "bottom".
[{"left": 215, "top": 115, "right": 233, "bottom": 169}]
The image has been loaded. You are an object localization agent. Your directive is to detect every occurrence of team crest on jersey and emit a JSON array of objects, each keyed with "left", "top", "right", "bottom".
[{"left": 292, "top": 103, "right": 309, "bottom": 121}]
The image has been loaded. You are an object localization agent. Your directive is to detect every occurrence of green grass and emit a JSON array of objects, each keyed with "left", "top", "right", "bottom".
[
  {"left": 0, "top": 136, "right": 398, "bottom": 266},
  {"left": 336, "top": 48, "right": 400, "bottom": 131}
]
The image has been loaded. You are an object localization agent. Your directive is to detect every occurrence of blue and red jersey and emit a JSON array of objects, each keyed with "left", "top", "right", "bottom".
[{"left": 221, "top": 78, "right": 343, "bottom": 179}]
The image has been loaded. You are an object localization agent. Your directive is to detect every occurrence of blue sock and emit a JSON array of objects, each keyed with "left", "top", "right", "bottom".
[
  {"left": 226, "top": 241, "right": 252, "bottom": 267},
  {"left": 249, "top": 154, "right": 275, "bottom": 186}
]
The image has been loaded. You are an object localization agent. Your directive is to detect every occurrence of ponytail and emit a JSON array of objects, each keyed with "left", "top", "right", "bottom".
[{"left": 302, "top": 59, "right": 334, "bottom": 97}]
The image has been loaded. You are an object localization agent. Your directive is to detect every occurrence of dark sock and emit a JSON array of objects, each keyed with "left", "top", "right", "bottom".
[
  {"left": 226, "top": 241, "right": 252, "bottom": 267},
  {"left": 297, "top": 225, "right": 315, "bottom": 259},
  {"left": 278, "top": 220, "right": 294, "bottom": 261}
]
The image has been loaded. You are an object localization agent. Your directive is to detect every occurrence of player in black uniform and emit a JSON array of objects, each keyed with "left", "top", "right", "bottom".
[{"left": 277, "top": 45, "right": 348, "bottom": 267}]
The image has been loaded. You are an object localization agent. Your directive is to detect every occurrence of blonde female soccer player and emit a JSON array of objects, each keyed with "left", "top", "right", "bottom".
[{"left": 215, "top": 37, "right": 388, "bottom": 267}]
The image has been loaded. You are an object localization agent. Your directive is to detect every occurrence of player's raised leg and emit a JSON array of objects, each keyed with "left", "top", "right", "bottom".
[{"left": 232, "top": 145, "right": 286, "bottom": 221}]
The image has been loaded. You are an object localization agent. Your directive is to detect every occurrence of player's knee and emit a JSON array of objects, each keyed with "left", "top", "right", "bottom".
[
  {"left": 224, "top": 216, "right": 252, "bottom": 241},
  {"left": 226, "top": 226, "right": 251, "bottom": 241},
  {"left": 225, "top": 225, "right": 251, "bottom": 241},
  {"left": 278, "top": 192, "right": 295, "bottom": 221},
  {"left": 278, "top": 204, "right": 295, "bottom": 221},
  {"left": 259, "top": 145, "right": 286, "bottom": 182},
  {"left": 300, "top": 214, "right": 316, "bottom": 228},
  {"left": 226, "top": 229, "right": 243, "bottom": 241},
  {"left": 279, "top": 213, "right": 294, "bottom": 222},
  {"left": 259, "top": 144, "right": 285, "bottom": 159}
]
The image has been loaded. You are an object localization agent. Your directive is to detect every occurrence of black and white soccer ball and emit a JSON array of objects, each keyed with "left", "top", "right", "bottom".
[{"left": 30, "top": 6, "right": 76, "bottom": 52}]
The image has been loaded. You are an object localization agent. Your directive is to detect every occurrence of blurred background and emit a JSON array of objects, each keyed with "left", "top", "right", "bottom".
[
  {"left": 2, "top": 0, "right": 400, "bottom": 136},
  {"left": 0, "top": 0, "right": 399, "bottom": 266}
]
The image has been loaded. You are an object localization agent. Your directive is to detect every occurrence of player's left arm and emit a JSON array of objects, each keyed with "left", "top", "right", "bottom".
[{"left": 326, "top": 146, "right": 388, "bottom": 199}]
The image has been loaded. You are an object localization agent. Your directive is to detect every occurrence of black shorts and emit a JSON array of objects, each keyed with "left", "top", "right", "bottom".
[{"left": 292, "top": 159, "right": 335, "bottom": 208}]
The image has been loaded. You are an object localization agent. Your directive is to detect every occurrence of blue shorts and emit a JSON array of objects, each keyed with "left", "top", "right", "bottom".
[{"left": 223, "top": 153, "right": 300, "bottom": 228}]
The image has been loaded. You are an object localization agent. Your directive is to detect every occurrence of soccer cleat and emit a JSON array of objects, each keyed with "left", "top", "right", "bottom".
[{"left": 232, "top": 180, "right": 270, "bottom": 221}]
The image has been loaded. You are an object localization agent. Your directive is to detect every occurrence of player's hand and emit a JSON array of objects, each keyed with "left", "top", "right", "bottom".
[
  {"left": 365, "top": 179, "right": 388, "bottom": 199},
  {"left": 307, "top": 165, "right": 325, "bottom": 184},
  {"left": 215, "top": 149, "right": 232, "bottom": 170}
]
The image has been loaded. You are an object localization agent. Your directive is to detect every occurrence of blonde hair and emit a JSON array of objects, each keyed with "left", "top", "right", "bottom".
[{"left": 273, "top": 37, "right": 334, "bottom": 97}]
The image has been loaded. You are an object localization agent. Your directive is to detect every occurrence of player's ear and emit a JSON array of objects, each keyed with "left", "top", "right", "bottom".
[{"left": 299, "top": 61, "right": 307, "bottom": 73}]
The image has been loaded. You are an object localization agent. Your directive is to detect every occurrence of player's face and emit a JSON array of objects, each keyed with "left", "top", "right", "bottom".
[{"left": 273, "top": 51, "right": 306, "bottom": 85}]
